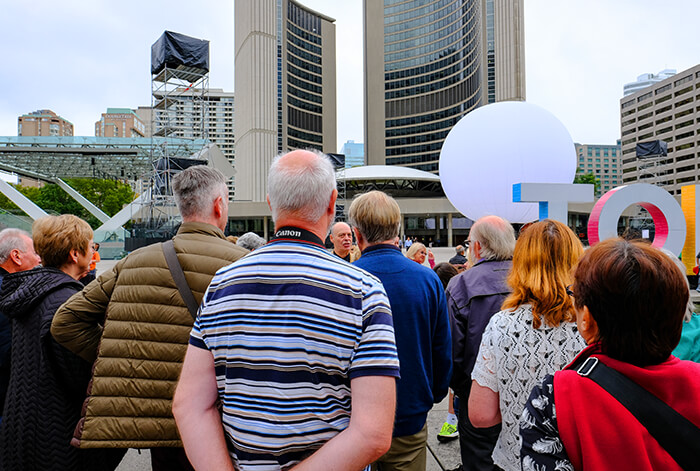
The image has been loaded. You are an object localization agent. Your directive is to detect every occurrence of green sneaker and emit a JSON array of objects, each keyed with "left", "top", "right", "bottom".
[{"left": 437, "top": 421, "right": 458, "bottom": 442}]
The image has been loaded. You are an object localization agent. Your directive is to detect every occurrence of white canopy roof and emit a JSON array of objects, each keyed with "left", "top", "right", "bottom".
[{"left": 335, "top": 165, "right": 440, "bottom": 182}]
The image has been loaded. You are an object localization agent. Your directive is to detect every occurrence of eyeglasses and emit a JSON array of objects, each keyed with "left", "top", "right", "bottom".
[{"left": 566, "top": 284, "right": 574, "bottom": 297}]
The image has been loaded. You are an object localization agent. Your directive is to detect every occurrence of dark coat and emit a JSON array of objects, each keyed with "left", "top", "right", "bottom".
[
  {"left": 0, "top": 267, "right": 10, "bottom": 415},
  {"left": 445, "top": 259, "right": 512, "bottom": 397},
  {"left": 0, "top": 267, "right": 124, "bottom": 471}
]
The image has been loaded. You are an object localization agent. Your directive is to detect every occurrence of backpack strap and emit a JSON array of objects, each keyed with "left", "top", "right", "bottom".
[{"left": 162, "top": 240, "right": 198, "bottom": 319}]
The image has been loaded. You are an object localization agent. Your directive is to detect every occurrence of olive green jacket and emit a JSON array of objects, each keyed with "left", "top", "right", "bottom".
[{"left": 51, "top": 222, "right": 248, "bottom": 448}]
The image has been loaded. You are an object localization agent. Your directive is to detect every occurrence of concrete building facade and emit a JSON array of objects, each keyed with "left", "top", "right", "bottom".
[
  {"left": 234, "top": 0, "right": 337, "bottom": 202},
  {"left": 18, "top": 109, "right": 73, "bottom": 137},
  {"left": 575, "top": 142, "right": 622, "bottom": 197},
  {"left": 134, "top": 106, "right": 154, "bottom": 138},
  {"left": 620, "top": 63, "right": 700, "bottom": 196},
  {"left": 95, "top": 108, "right": 146, "bottom": 138},
  {"left": 364, "top": 0, "right": 525, "bottom": 172}
]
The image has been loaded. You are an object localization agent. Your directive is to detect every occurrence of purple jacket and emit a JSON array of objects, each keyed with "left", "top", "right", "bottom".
[{"left": 445, "top": 259, "right": 511, "bottom": 397}]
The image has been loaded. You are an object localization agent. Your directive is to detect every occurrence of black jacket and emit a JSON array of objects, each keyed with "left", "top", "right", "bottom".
[{"left": 0, "top": 267, "right": 124, "bottom": 471}]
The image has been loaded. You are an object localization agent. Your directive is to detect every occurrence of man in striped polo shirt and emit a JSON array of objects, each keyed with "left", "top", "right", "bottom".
[{"left": 173, "top": 149, "right": 401, "bottom": 471}]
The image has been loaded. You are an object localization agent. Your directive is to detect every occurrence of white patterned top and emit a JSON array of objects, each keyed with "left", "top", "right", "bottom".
[{"left": 471, "top": 304, "right": 586, "bottom": 471}]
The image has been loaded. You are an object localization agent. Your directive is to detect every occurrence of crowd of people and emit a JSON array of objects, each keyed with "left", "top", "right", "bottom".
[{"left": 0, "top": 149, "right": 698, "bottom": 471}]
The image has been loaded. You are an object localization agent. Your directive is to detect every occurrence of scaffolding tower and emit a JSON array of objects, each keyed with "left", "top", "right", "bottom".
[{"left": 140, "top": 31, "right": 210, "bottom": 239}]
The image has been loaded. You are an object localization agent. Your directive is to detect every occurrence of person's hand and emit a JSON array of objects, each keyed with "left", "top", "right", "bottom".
[{"left": 428, "top": 250, "right": 434, "bottom": 262}]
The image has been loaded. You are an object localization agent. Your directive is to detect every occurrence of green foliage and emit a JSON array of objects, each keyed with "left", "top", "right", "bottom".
[
  {"left": 0, "top": 178, "right": 135, "bottom": 228},
  {"left": 574, "top": 171, "right": 601, "bottom": 195}
]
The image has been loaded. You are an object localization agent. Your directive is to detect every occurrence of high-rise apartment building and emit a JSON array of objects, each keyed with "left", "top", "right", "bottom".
[
  {"left": 95, "top": 108, "right": 146, "bottom": 138},
  {"left": 623, "top": 69, "right": 676, "bottom": 97},
  {"left": 364, "top": 0, "right": 525, "bottom": 172},
  {"left": 234, "top": 0, "right": 337, "bottom": 202},
  {"left": 620, "top": 63, "right": 700, "bottom": 195},
  {"left": 150, "top": 88, "right": 236, "bottom": 195},
  {"left": 575, "top": 143, "right": 622, "bottom": 197},
  {"left": 18, "top": 109, "right": 73, "bottom": 137},
  {"left": 134, "top": 106, "right": 154, "bottom": 138},
  {"left": 341, "top": 140, "right": 365, "bottom": 167}
]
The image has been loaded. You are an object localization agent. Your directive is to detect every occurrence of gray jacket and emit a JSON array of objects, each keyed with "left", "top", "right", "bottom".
[{"left": 445, "top": 259, "right": 511, "bottom": 397}]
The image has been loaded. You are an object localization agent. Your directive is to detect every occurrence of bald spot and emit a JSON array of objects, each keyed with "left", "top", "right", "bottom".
[
  {"left": 277, "top": 149, "right": 319, "bottom": 172},
  {"left": 331, "top": 222, "right": 351, "bottom": 237}
]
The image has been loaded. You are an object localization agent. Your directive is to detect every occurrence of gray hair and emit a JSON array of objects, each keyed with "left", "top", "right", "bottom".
[
  {"left": 237, "top": 232, "right": 266, "bottom": 251},
  {"left": 470, "top": 215, "right": 516, "bottom": 261},
  {"left": 660, "top": 248, "right": 695, "bottom": 323},
  {"left": 172, "top": 165, "right": 228, "bottom": 219},
  {"left": 267, "top": 150, "right": 336, "bottom": 223},
  {"left": 455, "top": 245, "right": 465, "bottom": 255},
  {"left": 0, "top": 228, "right": 32, "bottom": 264}
]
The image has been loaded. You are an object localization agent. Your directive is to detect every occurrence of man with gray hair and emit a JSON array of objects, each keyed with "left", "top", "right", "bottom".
[
  {"left": 0, "top": 228, "right": 41, "bottom": 423},
  {"left": 173, "top": 150, "right": 400, "bottom": 471},
  {"left": 52, "top": 165, "right": 247, "bottom": 470},
  {"left": 236, "top": 231, "right": 266, "bottom": 251},
  {"left": 445, "top": 215, "right": 516, "bottom": 471}
]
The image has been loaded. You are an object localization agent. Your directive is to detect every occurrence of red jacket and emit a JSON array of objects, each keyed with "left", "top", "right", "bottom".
[{"left": 554, "top": 345, "right": 700, "bottom": 470}]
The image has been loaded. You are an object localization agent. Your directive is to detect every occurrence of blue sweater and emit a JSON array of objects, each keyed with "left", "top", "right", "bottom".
[{"left": 354, "top": 244, "right": 452, "bottom": 436}]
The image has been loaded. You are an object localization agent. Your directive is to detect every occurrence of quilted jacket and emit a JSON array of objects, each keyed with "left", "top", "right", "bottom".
[
  {"left": 51, "top": 222, "right": 248, "bottom": 448},
  {"left": 0, "top": 267, "right": 125, "bottom": 470}
]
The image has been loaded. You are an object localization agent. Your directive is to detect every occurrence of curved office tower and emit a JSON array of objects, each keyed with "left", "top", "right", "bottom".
[
  {"left": 364, "top": 0, "right": 524, "bottom": 172},
  {"left": 235, "top": 0, "right": 336, "bottom": 202}
]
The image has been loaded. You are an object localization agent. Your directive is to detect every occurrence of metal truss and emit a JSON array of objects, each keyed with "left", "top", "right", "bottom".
[{"left": 0, "top": 136, "right": 206, "bottom": 182}]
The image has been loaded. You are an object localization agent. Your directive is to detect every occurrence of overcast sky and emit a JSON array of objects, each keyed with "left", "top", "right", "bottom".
[{"left": 1, "top": 0, "right": 698, "bottom": 151}]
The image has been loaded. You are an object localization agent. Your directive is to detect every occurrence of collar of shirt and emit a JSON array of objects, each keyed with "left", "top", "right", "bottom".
[
  {"left": 269, "top": 226, "right": 325, "bottom": 247},
  {"left": 361, "top": 243, "right": 400, "bottom": 255}
]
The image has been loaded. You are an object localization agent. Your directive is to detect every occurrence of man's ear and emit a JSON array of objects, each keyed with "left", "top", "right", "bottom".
[
  {"left": 327, "top": 189, "right": 338, "bottom": 215},
  {"left": 9, "top": 249, "right": 22, "bottom": 266}
]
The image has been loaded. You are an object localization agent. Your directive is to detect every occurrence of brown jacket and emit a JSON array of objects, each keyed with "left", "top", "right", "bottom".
[{"left": 51, "top": 222, "right": 248, "bottom": 448}]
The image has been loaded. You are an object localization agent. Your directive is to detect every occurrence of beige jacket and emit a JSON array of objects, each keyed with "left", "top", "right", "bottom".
[{"left": 51, "top": 222, "right": 247, "bottom": 448}]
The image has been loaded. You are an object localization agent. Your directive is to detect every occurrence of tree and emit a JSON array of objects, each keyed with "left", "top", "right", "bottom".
[
  {"left": 574, "top": 171, "right": 601, "bottom": 195},
  {"left": 0, "top": 178, "right": 135, "bottom": 228}
]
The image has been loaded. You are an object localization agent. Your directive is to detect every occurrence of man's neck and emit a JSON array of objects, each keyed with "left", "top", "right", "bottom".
[
  {"left": 181, "top": 217, "right": 224, "bottom": 231},
  {"left": 358, "top": 239, "right": 395, "bottom": 252},
  {"left": 274, "top": 217, "right": 328, "bottom": 242}
]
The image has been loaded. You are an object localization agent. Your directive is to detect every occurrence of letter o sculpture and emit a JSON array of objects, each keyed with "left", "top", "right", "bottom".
[{"left": 588, "top": 183, "right": 686, "bottom": 255}]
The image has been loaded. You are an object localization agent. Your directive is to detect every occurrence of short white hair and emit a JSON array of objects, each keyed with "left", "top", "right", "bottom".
[
  {"left": 0, "top": 228, "right": 32, "bottom": 264},
  {"left": 237, "top": 232, "right": 266, "bottom": 251},
  {"left": 267, "top": 150, "right": 336, "bottom": 223},
  {"left": 470, "top": 215, "right": 515, "bottom": 261}
]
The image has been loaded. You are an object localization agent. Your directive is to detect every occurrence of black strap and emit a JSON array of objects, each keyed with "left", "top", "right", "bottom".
[
  {"left": 577, "top": 356, "right": 700, "bottom": 469},
  {"left": 162, "top": 240, "right": 199, "bottom": 320}
]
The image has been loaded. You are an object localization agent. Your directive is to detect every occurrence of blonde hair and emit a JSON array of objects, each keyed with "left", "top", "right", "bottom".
[
  {"left": 32, "top": 215, "right": 92, "bottom": 268},
  {"left": 406, "top": 242, "right": 426, "bottom": 261},
  {"left": 502, "top": 219, "right": 583, "bottom": 328},
  {"left": 348, "top": 191, "right": 401, "bottom": 243}
]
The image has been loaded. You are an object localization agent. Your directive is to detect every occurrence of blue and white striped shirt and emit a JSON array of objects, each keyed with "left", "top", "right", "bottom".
[{"left": 190, "top": 238, "right": 400, "bottom": 470}]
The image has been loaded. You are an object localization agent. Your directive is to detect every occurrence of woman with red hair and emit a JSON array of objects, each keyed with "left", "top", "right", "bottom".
[{"left": 467, "top": 219, "right": 586, "bottom": 471}]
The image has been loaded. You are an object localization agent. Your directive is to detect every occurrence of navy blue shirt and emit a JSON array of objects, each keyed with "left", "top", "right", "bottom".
[{"left": 354, "top": 244, "right": 452, "bottom": 436}]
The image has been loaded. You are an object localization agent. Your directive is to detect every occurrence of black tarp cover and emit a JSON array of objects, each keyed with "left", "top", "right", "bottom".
[
  {"left": 151, "top": 31, "right": 209, "bottom": 75},
  {"left": 636, "top": 140, "right": 668, "bottom": 158}
]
